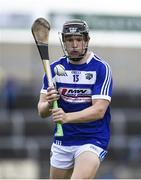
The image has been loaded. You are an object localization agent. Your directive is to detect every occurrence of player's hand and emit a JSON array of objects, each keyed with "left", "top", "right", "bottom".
[
  {"left": 46, "top": 86, "right": 60, "bottom": 105},
  {"left": 51, "top": 108, "right": 67, "bottom": 124}
]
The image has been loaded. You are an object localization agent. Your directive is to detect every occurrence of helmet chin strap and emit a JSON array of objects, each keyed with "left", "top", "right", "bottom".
[{"left": 67, "top": 45, "right": 88, "bottom": 61}]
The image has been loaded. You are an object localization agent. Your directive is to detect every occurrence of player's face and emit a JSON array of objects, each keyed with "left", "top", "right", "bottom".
[{"left": 64, "top": 35, "right": 88, "bottom": 60}]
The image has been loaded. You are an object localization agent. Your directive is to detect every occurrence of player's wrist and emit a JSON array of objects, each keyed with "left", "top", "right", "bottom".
[{"left": 65, "top": 113, "right": 72, "bottom": 123}]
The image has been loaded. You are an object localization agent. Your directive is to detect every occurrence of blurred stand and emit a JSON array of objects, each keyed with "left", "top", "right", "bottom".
[{"left": 3, "top": 76, "right": 18, "bottom": 116}]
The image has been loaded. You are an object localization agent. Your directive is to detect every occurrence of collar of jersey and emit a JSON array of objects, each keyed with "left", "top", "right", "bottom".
[{"left": 67, "top": 51, "right": 94, "bottom": 64}]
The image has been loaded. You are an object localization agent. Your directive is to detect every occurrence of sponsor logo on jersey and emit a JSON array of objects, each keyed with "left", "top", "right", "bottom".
[{"left": 58, "top": 87, "right": 92, "bottom": 103}]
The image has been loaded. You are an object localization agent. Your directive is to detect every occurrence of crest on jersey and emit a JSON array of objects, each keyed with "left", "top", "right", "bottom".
[{"left": 85, "top": 73, "right": 93, "bottom": 80}]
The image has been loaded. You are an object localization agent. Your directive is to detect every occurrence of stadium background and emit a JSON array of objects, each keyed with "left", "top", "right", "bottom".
[{"left": 0, "top": 0, "right": 141, "bottom": 178}]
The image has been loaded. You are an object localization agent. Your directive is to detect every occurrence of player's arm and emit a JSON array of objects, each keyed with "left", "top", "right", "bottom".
[
  {"left": 52, "top": 99, "right": 110, "bottom": 123},
  {"left": 38, "top": 93, "right": 51, "bottom": 118},
  {"left": 66, "top": 99, "right": 110, "bottom": 123},
  {"left": 38, "top": 87, "right": 60, "bottom": 118}
]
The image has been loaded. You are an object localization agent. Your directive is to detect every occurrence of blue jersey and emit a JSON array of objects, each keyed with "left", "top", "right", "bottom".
[{"left": 41, "top": 52, "right": 113, "bottom": 150}]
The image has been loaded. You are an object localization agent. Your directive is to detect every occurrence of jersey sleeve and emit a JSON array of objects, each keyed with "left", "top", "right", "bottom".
[
  {"left": 40, "top": 63, "right": 57, "bottom": 94},
  {"left": 40, "top": 74, "right": 48, "bottom": 94},
  {"left": 92, "top": 62, "right": 113, "bottom": 102}
]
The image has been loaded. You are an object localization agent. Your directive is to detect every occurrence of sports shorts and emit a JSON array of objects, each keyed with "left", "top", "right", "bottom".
[{"left": 50, "top": 143, "right": 107, "bottom": 169}]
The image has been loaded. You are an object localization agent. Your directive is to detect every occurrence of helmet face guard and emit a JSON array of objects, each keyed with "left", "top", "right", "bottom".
[{"left": 61, "top": 19, "right": 90, "bottom": 61}]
